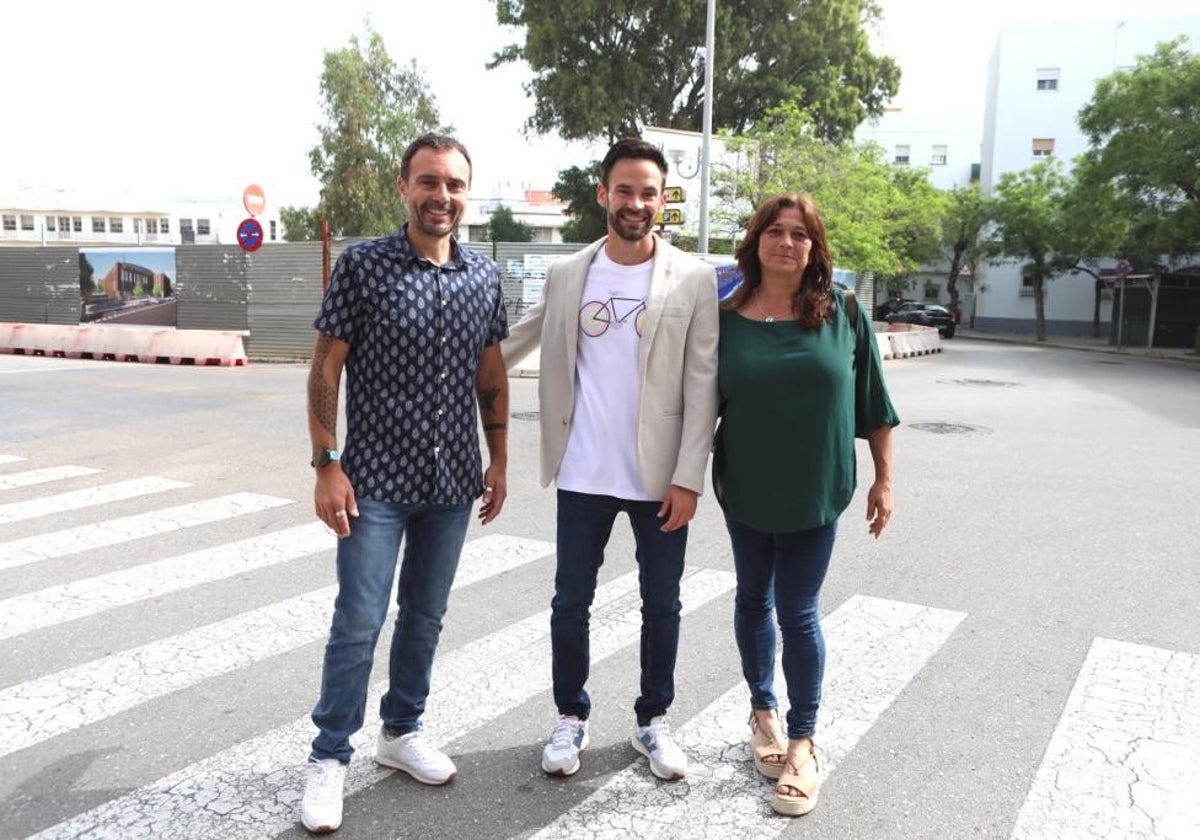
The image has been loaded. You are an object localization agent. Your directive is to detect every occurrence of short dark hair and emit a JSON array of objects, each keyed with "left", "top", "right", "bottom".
[
  {"left": 399, "top": 133, "right": 472, "bottom": 182},
  {"left": 599, "top": 137, "right": 669, "bottom": 188}
]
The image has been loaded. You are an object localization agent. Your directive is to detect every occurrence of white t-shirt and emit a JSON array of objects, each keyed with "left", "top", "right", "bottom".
[{"left": 555, "top": 248, "right": 654, "bottom": 501}]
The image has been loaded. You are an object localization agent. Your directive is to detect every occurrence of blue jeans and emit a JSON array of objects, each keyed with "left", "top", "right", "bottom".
[
  {"left": 553, "top": 489, "right": 687, "bottom": 726},
  {"left": 724, "top": 514, "right": 837, "bottom": 739},
  {"left": 310, "top": 498, "right": 472, "bottom": 763}
]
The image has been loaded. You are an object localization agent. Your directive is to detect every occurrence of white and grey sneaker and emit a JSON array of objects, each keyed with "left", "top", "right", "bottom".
[
  {"left": 631, "top": 715, "right": 687, "bottom": 781},
  {"left": 541, "top": 714, "right": 590, "bottom": 776},
  {"left": 300, "top": 757, "right": 347, "bottom": 834},
  {"left": 374, "top": 727, "right": 457, "bottom": 785}
]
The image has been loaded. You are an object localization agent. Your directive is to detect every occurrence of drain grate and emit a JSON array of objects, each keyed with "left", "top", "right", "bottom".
[
  {"left": 909, "top": 422, "right": 992, "bottom": 435},
  {"left": 512, "top": 411, "right": 540, "bottom": 421},
  {"left": 938, "top": 378, "right": 1022, "bottom": 387}
]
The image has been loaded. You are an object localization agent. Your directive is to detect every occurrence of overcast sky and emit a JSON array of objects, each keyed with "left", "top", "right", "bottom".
[{"left": 0, "top": 0, "right": 1192, "bottom": 211}]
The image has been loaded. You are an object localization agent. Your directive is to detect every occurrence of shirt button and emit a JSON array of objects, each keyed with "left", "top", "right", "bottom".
[
  {"left": 441, "top": 372, "right": 447, "bottom": 379},
  {"left": 438, "top": 408, "right": 444, "bottom": 416}
]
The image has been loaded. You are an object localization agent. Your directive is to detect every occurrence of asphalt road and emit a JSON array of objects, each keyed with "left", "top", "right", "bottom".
[{"left": 1, "top": 340, "right": 1197, "bottom": 840}]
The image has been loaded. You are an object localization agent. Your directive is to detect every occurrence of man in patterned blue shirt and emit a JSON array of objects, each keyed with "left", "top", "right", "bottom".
[{"left": 299, "top": 133, "right": 509, "bottom": 834}]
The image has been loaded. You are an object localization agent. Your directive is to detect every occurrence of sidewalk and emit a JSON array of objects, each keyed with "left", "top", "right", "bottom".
[{"left": 955, "top": 327, "right": 1200, "bottom": 366}]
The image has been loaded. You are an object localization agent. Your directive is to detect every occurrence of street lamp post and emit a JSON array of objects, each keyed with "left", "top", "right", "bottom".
[{"left": 698, "top": 0, "right": 715, "bottom": 254}]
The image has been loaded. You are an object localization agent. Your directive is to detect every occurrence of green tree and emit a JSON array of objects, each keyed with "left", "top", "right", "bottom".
[
  {"left": 715, "top": 104, "right": 944, "bottom": 276},
  {"left": 490, "top": 0, "right": 899, "bottom": 143},
  {"left": 280, "top": 205, "right": 321, "bottom": 242},
  {"left": 552, "top": 162, "right": 608, "bottom": 243},
  {"left": 1077, "top": 38, "right": 1200, "bottom": 263},
  {"left": 485, "top": 204, "right": 535, "bottom": 242},
  {"left": 940, "top": 185, "right": 990, "bottom": 317},
  {"left": 308, "top": 23, "right": 444, "bottom": 237},
  {"left": 79, "top": 253, "right": 95, "bottom": 297}
]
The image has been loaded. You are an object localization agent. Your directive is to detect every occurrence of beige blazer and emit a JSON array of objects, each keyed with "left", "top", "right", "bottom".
[{"left": 501, "top": 237, "right": 719, "bottom": 499}]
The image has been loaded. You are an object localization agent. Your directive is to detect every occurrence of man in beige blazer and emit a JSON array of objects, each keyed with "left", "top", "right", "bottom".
[{"left": 501, "top": 138, "right": 718, "bottom": 783}]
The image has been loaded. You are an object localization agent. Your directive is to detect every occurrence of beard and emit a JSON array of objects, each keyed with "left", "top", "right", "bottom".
[
  {"left": 607, "top": 206, "right": 654, "bottom": 242},
  {"left": 409, "top": 201, "right": 461, "bottom": 238}
]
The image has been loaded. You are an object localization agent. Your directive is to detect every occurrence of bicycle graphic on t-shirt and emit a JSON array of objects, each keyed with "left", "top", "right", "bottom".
[{"left": 579, "top": 295, "right": 647, "bottom": 338}]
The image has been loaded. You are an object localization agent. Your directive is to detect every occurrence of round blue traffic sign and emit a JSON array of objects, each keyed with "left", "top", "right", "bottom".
[{"left": 237, "top": 217, "right": 264, "bottom": 252}]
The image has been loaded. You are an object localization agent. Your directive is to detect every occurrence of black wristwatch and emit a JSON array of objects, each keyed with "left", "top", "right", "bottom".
[{"left": 311, "top": 448, "right": 341, "bottom": 469}]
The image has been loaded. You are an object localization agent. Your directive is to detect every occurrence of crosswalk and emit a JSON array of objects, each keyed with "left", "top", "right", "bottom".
[{"left": 2, "top": 453, "right": 1198, "bottom": 840}]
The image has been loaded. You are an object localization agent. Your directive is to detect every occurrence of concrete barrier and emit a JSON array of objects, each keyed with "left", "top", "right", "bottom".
[
  {"left": 0, "top": 323, "right": 249, "bottom": 366},
  {"left": 882, "top": 323, "right": 942, "bottom": 358}
]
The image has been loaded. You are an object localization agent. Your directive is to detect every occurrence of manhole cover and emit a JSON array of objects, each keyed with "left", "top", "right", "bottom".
[
  {"left": 909, "top": 422, "right": 992, "bottom": 435},
  {"left": 938, "top": 378, "right": 1022, "bottom": 387},
  {"left": 512, "top": 411, "right": 540, "bottom": 421}
]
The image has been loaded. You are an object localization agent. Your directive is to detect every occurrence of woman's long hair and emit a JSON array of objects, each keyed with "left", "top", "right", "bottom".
[{"left": 727, "top": 193, "right": 834, "bottom": 329}]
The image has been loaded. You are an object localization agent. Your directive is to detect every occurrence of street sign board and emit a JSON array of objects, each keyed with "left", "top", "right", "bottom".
[
  {"left": 654, "top": 208, "right": 684, "bottom": 226},
  {"left": 664, "top": 186, "right": 685, "bottom": 203},
  {"left": 243, "top": 184, "right": 266, "bottom": 216},
  {"left": 237, "top": 217, "right": 264, "bottom": 252}
]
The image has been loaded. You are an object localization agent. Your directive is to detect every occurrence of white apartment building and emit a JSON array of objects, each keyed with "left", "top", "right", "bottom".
[
  {"left": 856, "top": 109, "right": 981, "bottom": 193},
  {"left": 976, "top": 15, "right": 1200, "bottom": 335},
  {"left": 0, "top": 183, "right": 284, "bottom": 249},
  {"left": 461, "top": 183, "right": 571, "bottom": 244}
]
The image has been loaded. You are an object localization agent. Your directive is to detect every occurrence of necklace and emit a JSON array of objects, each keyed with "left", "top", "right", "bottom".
[{"left": 753, "top": 293, "right": 790, "bottom": 323}]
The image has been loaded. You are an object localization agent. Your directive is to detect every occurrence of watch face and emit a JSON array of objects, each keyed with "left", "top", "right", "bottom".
[{"left": 312, "top": 449, "right": 339, "bottom": 468}]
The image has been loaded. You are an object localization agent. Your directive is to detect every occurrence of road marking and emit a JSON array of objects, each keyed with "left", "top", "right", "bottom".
[
  {"left": 1010, "top": 638, "right": 1200, "bottom": 840},
  {"left": 531, "top": 594, "right": 966, "bottom": 840},
  {"left": 0, "top": 454, "right": 29, "bottom": 466},
  {"left": 0, "top": 492, "right": 294, "bottom": 572},
  {"left": 0, "top": 522, "right": 333, "bottom": 641},
  {"left": 0, "top": 465, "right": 101, "bottom": 491},
  {"left": 0, "top": 533, "right": 554, "bottom": 759},
  {"left": 0, "top": 477, "right": 190, "bottom": 526},
  {"left": 31, "top": 567, "right": 734, "bottom": 839}
]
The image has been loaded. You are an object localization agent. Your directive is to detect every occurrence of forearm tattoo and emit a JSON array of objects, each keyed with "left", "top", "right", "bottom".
[
  {"left": 478, "top": 386, "right": 501, "bottom": 417},
  {"left": 308, "top": 337, "right": 339, "bottom": 438}
]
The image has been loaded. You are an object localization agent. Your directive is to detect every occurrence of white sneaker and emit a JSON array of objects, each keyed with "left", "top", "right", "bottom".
[
  {"left": 374, "top": 727, "right": 457, "bottom": 785},
  {"left": 631, "top": 715, "right": 688, "bottom": 781},
  {"left": 542, "top": 714, "right": 590, "bottom": 776},
  {"left": 300, "top": 757, "right": 346, "bottom": 834}
]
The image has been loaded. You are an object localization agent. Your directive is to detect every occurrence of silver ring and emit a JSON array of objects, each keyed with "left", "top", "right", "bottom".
[
  {"left": 484, "top": 486, "right": 494, "bottom": 492},
  {"left": 334, "top": 510, "right": 348, "bottom": 518}
]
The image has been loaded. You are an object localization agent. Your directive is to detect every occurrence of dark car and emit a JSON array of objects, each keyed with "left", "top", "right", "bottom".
[
  {"left": 885, "top": 302, "right": 956, "bottom": 338},
  {"left": 874, "top": 297, "right": 913, "bottom": 320}
]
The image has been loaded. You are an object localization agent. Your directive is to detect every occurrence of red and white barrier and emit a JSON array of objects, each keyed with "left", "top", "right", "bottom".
[{"left": 0, "top": 323, "right": 249, "bottom": 366}]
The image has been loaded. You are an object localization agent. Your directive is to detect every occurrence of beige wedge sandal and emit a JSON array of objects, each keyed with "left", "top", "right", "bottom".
[
  {"left": 772, "top": 739, "right": 821, "bottom": 817},
  {"left": 748, "top": 710, "right": 787, "bottom": 779}
]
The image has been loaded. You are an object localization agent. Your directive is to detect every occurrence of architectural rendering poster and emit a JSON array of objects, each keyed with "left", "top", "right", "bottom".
[{"left": 79, "top": 248, "right": 177, "bottom": 326}]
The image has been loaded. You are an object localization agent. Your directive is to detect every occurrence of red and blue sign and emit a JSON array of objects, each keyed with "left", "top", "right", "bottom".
[{"left": 237, "top": 217, "right": 264, "bottom": 252}]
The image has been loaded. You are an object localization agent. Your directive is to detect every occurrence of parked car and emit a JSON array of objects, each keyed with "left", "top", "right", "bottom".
[
  {"left": 874, "top": 297, "right": 914, "bottom": 320},
  {"left": 885, "top": 302, "right": 956, "bottom": 338}
]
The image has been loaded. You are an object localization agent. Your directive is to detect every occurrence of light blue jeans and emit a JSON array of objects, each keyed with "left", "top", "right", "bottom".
[{"left": 310, "top": 498, "right": 472, "bottom": 763}]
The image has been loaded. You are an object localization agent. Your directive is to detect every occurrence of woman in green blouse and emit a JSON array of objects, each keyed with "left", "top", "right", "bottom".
[{"left": 713, "top": 193, "right": 899, "bottom": 817}]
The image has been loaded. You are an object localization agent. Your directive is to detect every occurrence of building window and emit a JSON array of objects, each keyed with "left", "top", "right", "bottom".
[
  {"left": 924, "top": 283, "right": 939, "bottom": 300},
  {"left": 20, "top": 215, "right": 34, "bottom": 230},
  {"left": 45, "top": 216, "right": 56, "bottom": 231},
  {"left": 894, "top": 145, "right": 910, "bottom": 165},
  {"left": 161, "top": 218, "right": 170, "bottom": 234},
  {"left": 145, "top": 218, "right": 158, "bottom": 234},
  {"left": 1, "top": 215, "right": 15, "bottom": 231},
  {"left": 269, "top": 220, "right": 277, "bottom": 241},
  {"left": 1036, "top": 68, "right": 1060, "bottom": 91},
  {"left": 72, "top": 216, "right": 83, "bottom": 232},
  {"left": 58, "top": 216, "right": 71, "bottom": 233},
  {"left": 196, "top": 218, "right": 211, "bottom": 235},
  {"left": 92, "top": 217, "right": 106, "bottom": 233},
  {"left": 110, "top": 217, "right": 124, "bottom": 233},
  {"left": 930, "top": 145, "right": 948, "bottom": 166},
  {"left": 1032, "top": 138, "right": 1055, "bottom": 158}
]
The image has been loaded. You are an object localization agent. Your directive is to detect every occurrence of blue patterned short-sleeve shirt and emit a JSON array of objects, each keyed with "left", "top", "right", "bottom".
[{"left": 314, "top": 225, "right": 508, "bottom": 505}]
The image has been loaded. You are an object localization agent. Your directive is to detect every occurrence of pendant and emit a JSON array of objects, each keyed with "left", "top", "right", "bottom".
[{"left": 764, "top": 316, "right": 775, "bottom": 323}]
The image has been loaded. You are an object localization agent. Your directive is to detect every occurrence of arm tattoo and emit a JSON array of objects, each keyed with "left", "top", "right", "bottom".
[
  {"left": 477, "top": 386, "right": 501, "bottom": 417},
  {"left": 308, "top": 336, "right": 339, "bottom": 438}
]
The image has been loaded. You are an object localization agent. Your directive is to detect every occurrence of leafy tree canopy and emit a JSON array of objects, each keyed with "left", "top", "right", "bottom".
[
  {"left": 552, "top": 162, "right": 608, "bottom": 243},
  {"left": 1077, "top": 38, "right": 1200, "bottom": 263},
  {"left": 485, "top": 204, "right": 535, "bottom": 242},
  {"left": 490, "top": 0, "right": 899, "bottom": 143},
  {"left": 715, "top": 104, "right": 944, "bottom": 276},
  {"left": 308, "top": 23, "right": 445, "bottom": 238},
  {"left": 280, "top": 205, "right": 321, "bottom": 242},
  {"left": 940, "top": 185, "right": 990, "bottom": 312}
]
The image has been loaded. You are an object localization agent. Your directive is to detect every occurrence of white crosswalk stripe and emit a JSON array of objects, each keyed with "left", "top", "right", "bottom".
[
  {"left": 0, "top": 477, "right": 190, "bottom": 526},
  {"left": 0, "top": 454, "right": 26, "bottom": 466},
  {"left": 31, "top": 568, "right": 735, "bottom": 840},
  {"left": 530, "top": 595, "right": 966, "bottom": 840},
  {"left": 0, "top": 522, "right": 330, "bottom": 641},
  {"left": 1010, "top": 639, "right": 1200, "bottom": 840},
  {"left": 0, "top": 465, "right": 100, "bottom": 491},
  {"left": 0, "top": 492, "right": 295, "bottom": 572},
  {"left": 0, "top": 532, "right": 554, "bottom": 759}
]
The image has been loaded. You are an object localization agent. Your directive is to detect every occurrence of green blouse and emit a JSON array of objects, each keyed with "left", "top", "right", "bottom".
[{"left": 713, "top": 289, "right": 899, "bottom": 533}]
